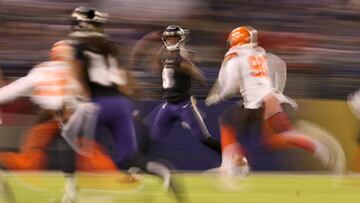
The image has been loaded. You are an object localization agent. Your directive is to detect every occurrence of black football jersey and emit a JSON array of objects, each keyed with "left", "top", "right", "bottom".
[
  {"left": 72, "top": 36, "right": 125, "bottom": 98},
  {"left": 160, "top": 50, "right": 191, "bottom": 103}
]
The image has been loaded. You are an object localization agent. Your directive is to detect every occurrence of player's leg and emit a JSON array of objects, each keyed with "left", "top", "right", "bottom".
[
  {"left": 218, "top": 103, "right": 251, "bottom": 156},
  {"left": 0, "top": 117, "right": 59, "bottom": 170},
  {"left": 150, "top": 102, "right": 177, "bottom": 141},
  {"left": 348, "top": 90, "right": 360, "bottom": 172},
  {"left": 133, "top": 110, "right": 153, "bottom": 154},
  {"left": 218, "top": 103, "right": 255, "bottom": 176},
  {"left": 76, "top": 138, "right": 118, "bottom": 172},
  {"left": 354, "top": 134, "right": 360, "bottom": 172},
  {"left": 121, "top": 118, "right": 185, "bottom": 202},
  {"left": 263, "top": 94, "right": 333, "bottom": 170},
  {"left": 65, "top": 102, "right": 119, "bottom": 172},
  {"left": 93, "top": 96, "right": 138, "bottom": 165},
  {"left": 128, "top": 153, "right": 187, "bottom": 203},
  {"left": 70, "top": 103, "right": 138, "bottom": 187},
  {"left": 0, "top": 112, "right": 59, "bottom": 202},
  {"left": 263, "top": 94, "right": 318, "bottom": 152},
  {"left": 110, "top": 109, "right": 138, "bottom": 165},
  {"left": 178, "top": 99, "right": 221, "bottom": 153},
  {"left": 263, "top": 110, "right": 317, "bottom": 152},
  {"left": 109, "top": 101, "right": 186, "bottom": 202},
  {"left": 57, "top": 136, "right": 77, "bottom": 203}
]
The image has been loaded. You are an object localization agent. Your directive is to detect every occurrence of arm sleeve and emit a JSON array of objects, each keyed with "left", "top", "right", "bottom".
[
  {"left": 180, "top": 59, "right": 206, "bottom": 85},
  {"left": 267, "top": 52, "right": 286, "bottom": 93},
  {"left": 0, "top": 74, "right": 35, "bottom": 104},
  {"left": 218, "top": 58, "right": 242, "bottom": 100},
  {"left": 154, "top": 48, "right": 165, "bottom": 73}
]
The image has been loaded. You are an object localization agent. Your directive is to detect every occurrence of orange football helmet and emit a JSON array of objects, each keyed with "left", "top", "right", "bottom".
[{"left": 227, "top": 26, "right": 258, "bottom": 47}]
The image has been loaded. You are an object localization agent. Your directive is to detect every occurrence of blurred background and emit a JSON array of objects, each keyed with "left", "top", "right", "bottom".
[
  {"left": 0, "top": 0, "right": 360, "bottom": 171},
  {"left": 1, "top": 0, "right": 360, "bottom": 99}
]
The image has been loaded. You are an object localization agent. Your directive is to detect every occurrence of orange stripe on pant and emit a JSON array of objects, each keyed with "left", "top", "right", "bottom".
[
  {"left": 263, "top": 112, "right": 315, "bottom": 154},
  {"left": 0, "top": 118, "right": 117, "bottom": 171},
  {"left": 220, "top": 124, "right": 244, "bottom": 155},
  {"left": 0, "top": 120, "right": 59, "bottom": 170},
  {"left": 220, "top": 124, "right": 237, "bottom": 151},
  {"left": 76, "top": 139, "right": 118, "bottom": 172}
]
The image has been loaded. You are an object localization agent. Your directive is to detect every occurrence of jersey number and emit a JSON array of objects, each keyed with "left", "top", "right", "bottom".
[
  {"left": 248, "top": 55, "right": 267, "bottom": 77},
  {"left": 162, "top": 68, "right": 175, "bottom": 89},
  {"left": 84, "top": 51, "right": 127, "bottom": 85}
]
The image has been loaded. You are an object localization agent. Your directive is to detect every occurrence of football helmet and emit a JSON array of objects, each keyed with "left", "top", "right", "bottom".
[
  {"left": 162, "top": 25, "right": 187, "bottom": 51},
  {"left": 71, "top": 6, "right": 108, "bottom": 32},
  {"left": 227, "top": 26, "right": 257, "bottom": 47}
]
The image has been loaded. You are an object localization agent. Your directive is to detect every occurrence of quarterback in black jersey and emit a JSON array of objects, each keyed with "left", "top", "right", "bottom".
[{"left": 148, "top": 25, "right": 221, "bottom": 154}]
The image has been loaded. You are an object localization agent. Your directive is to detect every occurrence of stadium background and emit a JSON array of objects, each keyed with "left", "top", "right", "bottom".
[{"left": 0, "top": 0, "right": 359, "bottom": 171}]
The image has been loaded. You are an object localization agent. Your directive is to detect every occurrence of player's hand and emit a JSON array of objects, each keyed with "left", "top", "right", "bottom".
[
  {"left": 205, "top": 94, "right": 221, "bottom": 106},
  {"left": 190, "top": 96, "right": 197, "bottom": 106}
]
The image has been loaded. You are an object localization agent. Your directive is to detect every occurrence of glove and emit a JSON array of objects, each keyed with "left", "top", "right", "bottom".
[{"left": 205, "top": 94, "right": 221, "bottom": 106}]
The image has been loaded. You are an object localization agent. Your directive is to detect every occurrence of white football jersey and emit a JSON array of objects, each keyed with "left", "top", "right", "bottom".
[
  {"left": 218, "top": 44, "right": 296, "bottom": 109},
  {"left": 0, "top": 61, "right": 81, "bottom": 110},
  {"left": 218, "top": 44, "right": 273, "bottom": 109},
  {"left": 30, "top": 61, "right": 81, "bottom": 110}
]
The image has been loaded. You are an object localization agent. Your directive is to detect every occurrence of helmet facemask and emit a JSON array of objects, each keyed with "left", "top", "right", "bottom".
[{"left": 162, "top": 25, "right": 187, "bottom": 51}]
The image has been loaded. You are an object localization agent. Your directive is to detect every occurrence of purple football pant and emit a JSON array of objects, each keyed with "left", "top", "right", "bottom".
[
  {"left": 151, "top": 99, "right": 211, "bottom": 141},
  {"left": 93, "top": 95, "right": 137, "bottom": 164}
]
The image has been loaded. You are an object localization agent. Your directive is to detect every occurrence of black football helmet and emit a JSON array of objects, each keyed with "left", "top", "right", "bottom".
[
  {"left": 162, "top": 25, "right": 188, "bottom": 51},
  {"left": 71, "top": 6, "right": 108, "bottom": 32}
]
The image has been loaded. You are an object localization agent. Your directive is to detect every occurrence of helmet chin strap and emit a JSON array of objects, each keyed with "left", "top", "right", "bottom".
[
  {"left": 163, "top": 38, "right": 185, "bottom": 51},
  {"left": 165, "top": 44, "right": 181, "bottom": 51},
  {"left": 69, "top": 31, "right": 106, "bottom": 38}
]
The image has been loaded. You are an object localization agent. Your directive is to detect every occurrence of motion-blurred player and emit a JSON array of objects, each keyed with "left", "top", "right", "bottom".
[
  {"left": 206, "top": 26, "right": 345, "bottom": 177},
  {"left": 63, "top": 7, "right": 186, "bottom": 202},
  {"left": 0, "top": 7, "right": 131, "bottom": 203},
  {"left": 148, "top": 25, "right": 221, "bottom": 155},
  {"left": 347, "top": 90, "right": 360, "bottom": 172}
]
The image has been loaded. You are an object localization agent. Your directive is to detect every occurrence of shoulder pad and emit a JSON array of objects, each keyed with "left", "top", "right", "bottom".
[
  {"left": 50, "top": 40, "right": 77, "bottom": 61},
  {"left": 223, "top": 52, "right": 238, "bottom": 63},
  {"left": 53, "top": 39, "right": 79, "bottom": 47},
  {"left": 179, "top": 48, "right": 196, "bottom": 61},
  {"left": 34, "top": 61, "right": 68, "bottom": 68}
]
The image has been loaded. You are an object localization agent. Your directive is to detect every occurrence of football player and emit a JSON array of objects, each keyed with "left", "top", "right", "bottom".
[{"left": 206, "top": 26, "right": 345, "bottom": 176}]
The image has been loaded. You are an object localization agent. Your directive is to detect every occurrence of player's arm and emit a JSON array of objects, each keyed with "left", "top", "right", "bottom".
[
  {"left": 129, "top": 31, "right": 162, "bottom": 69},
  {"left": 267, "top": 52, "right": 286, "bottom": 93},
  {"left": 206, "top": 79, "right": 221, "bottom": 105},
  {"left": 117, "top": 65, "right": 138, "bottom": 98},
  {"left": 0, "top": 71, "right": 35, "bottom": 104},
  {"left": 205, "top": 61, "right": 229, "bottom": 106},
  {"left": 111, "top": 44, "right": 140, "bottom": 98},
  {"left": 218, "top": 57, "right": 241, "bottom": 100},
  {"left": 180, "top": 59, "right": 206, "bottom": 86},
  {"left": 154, "top": 48, "right": 165, "bottom": 73}
]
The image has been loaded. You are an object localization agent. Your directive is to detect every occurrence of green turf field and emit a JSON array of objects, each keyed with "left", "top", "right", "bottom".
[{"left": 1, "top": 172, "right": 359, "bottom": 203}]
